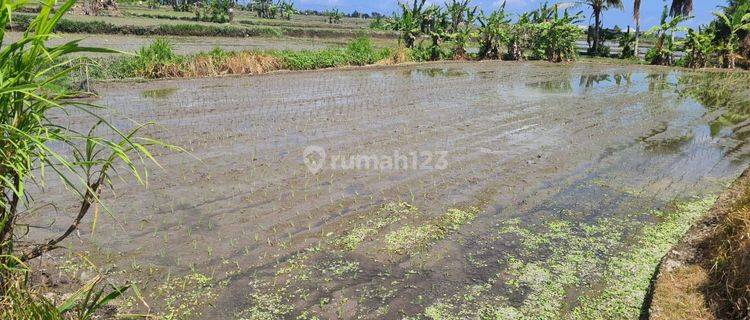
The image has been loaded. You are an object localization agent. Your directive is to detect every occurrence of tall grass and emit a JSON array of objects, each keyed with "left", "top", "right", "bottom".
[
  {"left": 1, "top": 0, "right": 164, "bottom": 317},
  {"left": 98, "top": 36, "right": 394, "bottom": 79}
]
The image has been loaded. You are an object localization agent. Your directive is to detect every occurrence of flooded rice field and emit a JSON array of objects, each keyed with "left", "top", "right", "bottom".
[{"left": 37, "top": 62, "right": 750, "bottom": 319}]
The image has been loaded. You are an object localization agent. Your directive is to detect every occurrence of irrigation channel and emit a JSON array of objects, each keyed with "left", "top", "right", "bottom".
[{"left": 36, "top": 61, "right": 750, "bottom": 318}]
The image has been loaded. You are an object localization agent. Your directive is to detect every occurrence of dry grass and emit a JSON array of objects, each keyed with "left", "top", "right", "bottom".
[
  {"left": 651, "top": 265, "right": 715, "bottom": 320},
  {"left": 711, "top": 191, "right": 750, "bottom": 318},
  {"left": 145, "top": 53, "right": 283, "bottom": 78},
  {"left": 0, "top": 274, "right": 62, "bottom": 320},
  {"left": 651, "top": 171, "right": 750, "bottom": 319},
  {"left": 376, "top": 45, "right": 412, "bottom": 65}
]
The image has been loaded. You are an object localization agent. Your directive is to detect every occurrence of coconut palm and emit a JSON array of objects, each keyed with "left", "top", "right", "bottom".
[
  {"left": 670, "top": 0, "right": 693, "bottom": 17},
  {"left": 633, "top": 0, "right": 641, "bottom": 58},
  {"left": 578, "top": 0, "right": 623, "bottom": 56}
]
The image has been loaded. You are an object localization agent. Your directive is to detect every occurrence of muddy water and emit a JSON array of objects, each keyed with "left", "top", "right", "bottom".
[{"left": 36, "top": 62, "right": 750, "bottom": 319}]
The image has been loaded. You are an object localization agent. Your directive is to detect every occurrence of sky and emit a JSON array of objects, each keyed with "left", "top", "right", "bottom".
[{"left": 295, "top": 0, "right": 727, "bottom": 29}]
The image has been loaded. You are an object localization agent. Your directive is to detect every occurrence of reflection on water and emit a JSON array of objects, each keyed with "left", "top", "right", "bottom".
[
  {"left": 579, "top": 73, "right": 612, "bottom": 89},
  {"left": 409, "top": 67, "right": 469, "bottom": 78},
  {"left": 142, "top": 87, "right": 178, "bottom": 99},
  {"left": 516, "top": 68, "right": 750, "bottom": 163},
  {"left": 528, "top": 78, "right": 573, "bottom": 92},
  {"left": 678, "top": 72, "right": 750, "bottom": 134}
]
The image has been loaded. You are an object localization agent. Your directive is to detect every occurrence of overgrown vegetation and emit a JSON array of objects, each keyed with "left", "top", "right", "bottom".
[
  {"left": 0, "top": 0, "right": 165, "bottom": 318},
  {"left": 387, "top": 0, "right": 582, "bottom": 62},
  {"left": 12, "top": 14, "right": 283, "bottom": 37},
  {"left": 249, "top": 0, "right": 296, "bottom": 20},
  {"left": 93, "top": 36, "right": 393, "bottom": 79},
  {"left": 194, "top": 0, "right": 232, "bottom": 23}
]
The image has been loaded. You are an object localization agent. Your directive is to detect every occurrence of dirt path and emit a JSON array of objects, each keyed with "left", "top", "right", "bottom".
[{"left": 31, "top": 61, "right": 750, "bottom": 319}]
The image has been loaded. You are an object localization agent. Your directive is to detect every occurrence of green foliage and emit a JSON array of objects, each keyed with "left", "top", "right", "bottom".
[
  {"left": 579, "top": 0, "right": 624, "bottom": 56},
  {"left": 477, "top": 3, "right": 510, "bottom": 60},
  {"left": 173, "top": 0, "right": 196, "bottom": 12},
  {"left": 57, "top": 276, "right": 129, "bottom": 320},
  {"left": 531, "top": 6, "right": 583, "bottom": 62},
  {"left": 645, "top": 5, "right": 691, "bottom": 65},
  {"left": 345, "top": 36, "right": 382, "bottom": 64},
  {"left": 444, "top": 0, "right": 478, "bottom": 58},
  {"left": 250, "top": 0, "right": 294, "bottom": 19},
  {"left": 410, "top": 41, "right": 452, "bottom": 61},
  {"left": 195, "top": 0, "right": 232, "bottom": 23},
  {"left": 0, "top": 0, "right": 162, "bottom": 317},
  {"left": 12, "top": 15, "right": 283, "bottom": 37},
  {"left": 368, "top": 15, "right": 389, "bottom": 30},
  {"left": 324, "top": 8, "right": 343, "bottom": 24},
  {"left": 683, "top": 27, "right": 715, "bottom": 68},
  {"left": 507, "top": 2, "right": 583, "bottom": 62},
  {"left": 618, "top": 32, "right": 636, "bottom": 58},
  {"left": 277, "top": 0, "right": 295, "bottom": 20},
  {"left": 390, "top": 0, "right": 429, "bottom": 48},
  {"left": 713, "top": 2, "right": 750, "bottom": 68},
  {"left": 273, "top": 37, "right": 389, "bottom": 69}
]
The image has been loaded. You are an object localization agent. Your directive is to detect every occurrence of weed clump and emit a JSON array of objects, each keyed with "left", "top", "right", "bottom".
[
  {"left": 384, "top": 206, "right": 479, "bottom": 254},
  {"left": 334, "top": 202, "right": 417, "bottom": 251}
]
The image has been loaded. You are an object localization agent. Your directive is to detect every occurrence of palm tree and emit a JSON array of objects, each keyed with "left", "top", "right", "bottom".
[
  {"left": 670, "top": 0, "right": 693, "bottom": 17},
  {"left": 633, "top": 0, "right": 641, "bottom": 58},
  {"left": 579, "top": 0, "right": 624, "bottom": 55}
]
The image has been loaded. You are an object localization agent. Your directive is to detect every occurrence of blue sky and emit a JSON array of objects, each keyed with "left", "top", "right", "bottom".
[{"left": 296, "top": 0, "right": 726, "bottom": 29}]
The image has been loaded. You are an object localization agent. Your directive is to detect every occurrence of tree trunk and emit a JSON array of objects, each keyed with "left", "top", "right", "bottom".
[
  {"left": 592, "top": 8, "right": 601, "bottom": 55},
  {"left": 634, "top": 22, "right": 640, "bottom": 59}
]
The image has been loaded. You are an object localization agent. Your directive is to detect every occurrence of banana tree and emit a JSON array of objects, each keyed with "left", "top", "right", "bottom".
[
  {"left": 683, "top": 27, "right": 715, "bottom": 68},
  {"left": 277, "top": 0, "right": 296, "bottom": 20},
  {"left": 477, "top": 2, "right": 511, "bottom": 60},
  {"left": 645, "top": 5, "right": 690, "bottom": 65},
  {"left": 391, "top": 0, "right": 429, "bottom": 48},
  {"left": 535, "top": 5, "right": 583, "bottom": 62},
  {"left": 714, "top": 2, "right": 750, "bottom": 69},
  {"left": 444, "top": 0, "right": 478, "bottom": 59},
  {"left": 325, "top": 8, "right": 343, "bottom": 24},
  {"left": 252, "top": 0, "right": 277, "bottom": 18},
  {"left": 422, "top": 5, "right": 450, "bottom": 60},
  {"left": 508, "top": 12, "right": 533, "bottom": 60}
]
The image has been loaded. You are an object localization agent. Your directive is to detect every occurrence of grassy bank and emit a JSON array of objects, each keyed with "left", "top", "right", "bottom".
[
  {"left": 77, "top": 37, "right": 405, "bottom": 81},
  {"left": 650, "top": 170, "right": 750, "bottom": 320},
  {"left": 11, "top": 14, "right": 282, "bottom": 37},
  {"left": 10, "top": 14, "right": 397, "bottom": 39}
]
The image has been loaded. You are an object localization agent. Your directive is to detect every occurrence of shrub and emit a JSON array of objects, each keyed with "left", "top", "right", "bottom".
[{"left": 345, "top": 36, "right": 390, "bottom": 65}]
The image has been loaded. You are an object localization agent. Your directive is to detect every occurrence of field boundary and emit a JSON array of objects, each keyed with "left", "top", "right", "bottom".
[
  {"left": 648, "top": 168, "right": 750, "bottom": 319},
  {"left": 9, "top": 13, "right": 398, "bottom": 39}
]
